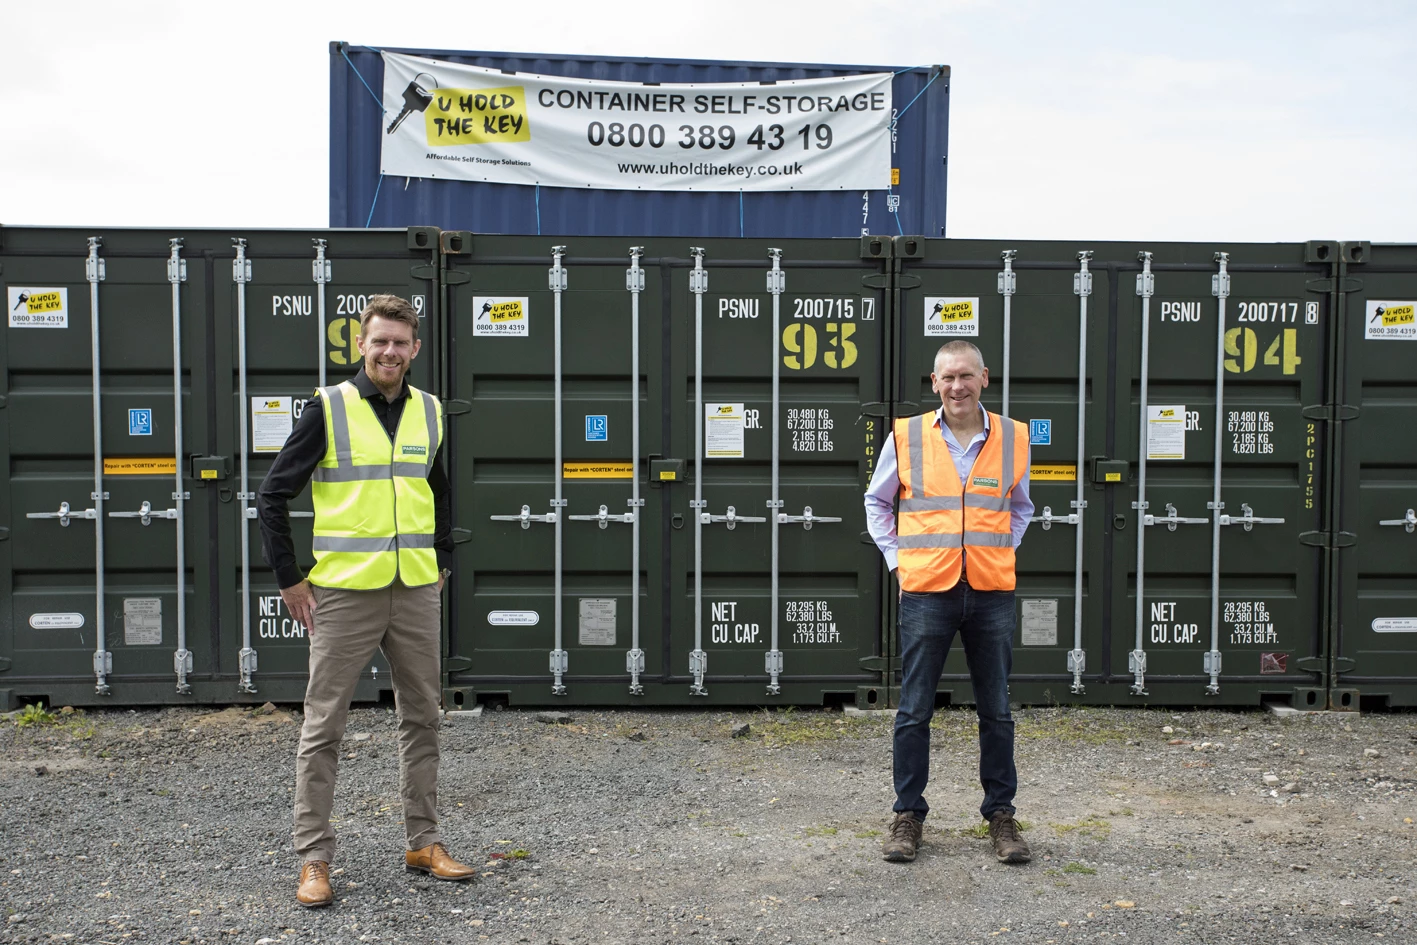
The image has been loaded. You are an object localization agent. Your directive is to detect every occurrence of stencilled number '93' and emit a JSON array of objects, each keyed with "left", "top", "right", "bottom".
[{"left": 782, "top": 323, "right": 857, "bottom": 370}]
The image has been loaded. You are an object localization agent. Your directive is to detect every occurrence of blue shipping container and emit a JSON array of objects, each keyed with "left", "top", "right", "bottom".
[{"left": 330, "top": 43, "right": 949, "bottom": 238}]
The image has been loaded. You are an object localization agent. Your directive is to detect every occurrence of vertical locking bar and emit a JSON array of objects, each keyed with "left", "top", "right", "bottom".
[
  {"left": 688, "top": 248, "right": 709, "bottom": 696},
  {"left": 549, "top": 247, "right": 569, "bottom": 695},
  {"left": 765, "top": 248, "right": 786, "bottom": 696},
  {"left": 168, "top": 239, "right": 192, "bottom": 694},
  {"left": 1066, "top": 251, "right": 1092, "bottom": 693},
  {"left": 85, "top": 237, "right": 112, "bottom": 695},
  {"left": 312, "top": 239, "right": 331, "bottom": 388},
  {"left": 1130, "top": 252, "right": 1155, "bottom": 696},
  {"left": 626, "top": 247, "right": 646, "bottom": 695},
  {"left": 233, "top": 238, "right": 258, "bottom": 693},
  {"left": 997, "top": 251, "right": 1017, "bottom": 419},
  {"left": 1205, "top": 252, "right": 1231, "bottom": 695}
]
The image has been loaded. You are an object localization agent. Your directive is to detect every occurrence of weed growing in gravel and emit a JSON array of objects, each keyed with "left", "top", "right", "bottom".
[
  {"left": 749, "top": 710, "right": 887, "bottom": 747},
  {"left": 14, "top": 702, "right": 58, "bottom": 727},
  {"left": 1049, "top": 817, "right": 1112, "bottom": 839},
  {"left": 1015, "top": 711, "right": 1133, "bottom": 745},
  {"left": 1062, "top": 861, "right": 1097, "bottom": 875},
  {"left": 12, "top": 702, "right": 96, "bottom": 739},
  {"left": 802, "top": 826, "right": 839, "bottom": 837},
  {"left": 854, "top": 829, "right": 882, "bottom": 839}
]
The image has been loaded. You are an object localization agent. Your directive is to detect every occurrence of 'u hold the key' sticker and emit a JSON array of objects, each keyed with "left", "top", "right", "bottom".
[{"left": 1366, "top": 301, "right": 1417, "bottom": 341}]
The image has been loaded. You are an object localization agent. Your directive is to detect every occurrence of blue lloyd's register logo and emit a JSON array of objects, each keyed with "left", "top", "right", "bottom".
[{"left": 585, "top": 415, "right": 608, "bottom": 442}]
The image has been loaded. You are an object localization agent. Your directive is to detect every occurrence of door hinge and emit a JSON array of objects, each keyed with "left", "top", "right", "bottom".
[
  {"left": 0, "top": 526, "right": 8, "bottom": 541},
  {"left": 443, "top": 656, "right": 473, "bottom": 673},
  {"left": 858, "top": 655, "right": 899, "bottom": 673},
  {"left": 443, "top": 269, "right": 471, "bottom": 286},
  {"left": 857, "top": 402, "right": 892, "bottom": 418},
  {"left": 0, "top": 656, "right": 10, "bottom": 672},
  {"left": 1295, "top": 656, "right": 1325, "bottom": 673},
  {"left": 410, "top": 264, "right": 440, "bottom": 282},
  {"left": 443, "top": 398, "right": 472, "bottom": 416},
  {"left": 1333, "top": 656, "right": 1356, "bottom": 673},
  {"left": 860, "top": 273, "right": 890, "bottom": 290},
  {"left": 451, "top": 527, "right": 473, "bottom": 544},
  {"left": 1301, "top": 404, "right": 1360, "bottom": 421},
  {"left": 896, "top": 274, "right": 922, "bottom": 289},
  {"left": 1299, "top": 530, "right": 1357, "bottom": 549}
]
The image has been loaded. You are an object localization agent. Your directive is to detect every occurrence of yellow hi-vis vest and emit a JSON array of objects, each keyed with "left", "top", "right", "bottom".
[
  {"left": 308, "top": 381, "right": 443, "bottom": 589},
  {"left": 893, "top": 410, "right": 1029, "bottom": 592}
]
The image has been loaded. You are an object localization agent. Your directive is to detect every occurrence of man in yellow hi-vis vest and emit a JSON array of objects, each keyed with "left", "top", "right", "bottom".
[
  {"left": 258, "top": 295, "right": 475, "bottom": 908},
  {"left": 864, "top": 340, "right": 1035, "bottom": 865}
]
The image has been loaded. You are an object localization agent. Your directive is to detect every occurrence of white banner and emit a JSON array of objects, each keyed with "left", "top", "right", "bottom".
[{"left": 379, "top": 52, "right": 892, "bottom": 193}]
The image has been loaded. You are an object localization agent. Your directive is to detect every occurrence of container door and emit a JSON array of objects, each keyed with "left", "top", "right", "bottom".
[
  {"left": 1333, "top": 242, "right": 1417, "bottom": 709},
  {"left": 1, "top": 229, "right": 214, "bottom": 707},
  {"left": 894, "top": 239, "right": 1112, "bottom": 704},
  {"left": 443, "top": 235, "right": 667, "bottom": 706},
  {"left": 211, "top": 228, "right": 441, "bottom": 703},
  {"left": 1112, "top": 243, "right": 1332, "bottom": 707},
  {"left": 666, "top": 238, "right": 891, "bottom": 705}
]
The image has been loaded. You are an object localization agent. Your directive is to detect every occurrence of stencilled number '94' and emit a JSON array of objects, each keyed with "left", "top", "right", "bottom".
[
  {"left": 1224, "top": 327, "right": 1302, "bottom": 375},
  {"left": 782, "top": 323, "right": 857, "bottom": 370}
]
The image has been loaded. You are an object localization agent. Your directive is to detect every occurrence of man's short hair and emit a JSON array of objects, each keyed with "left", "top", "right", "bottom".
[
  {"left": 933, "top": 340, "right": 986, "bottom": 373},
  {"left": 359, "top": 294, "right": 420, "bottom": 338}
]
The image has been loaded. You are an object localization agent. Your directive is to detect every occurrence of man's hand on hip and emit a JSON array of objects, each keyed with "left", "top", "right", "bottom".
[{"left": 280, "top": 580, "right": 318, "bottom": 638}]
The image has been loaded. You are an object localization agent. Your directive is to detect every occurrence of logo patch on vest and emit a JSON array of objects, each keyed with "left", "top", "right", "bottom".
[
  {"left": 401, "top": 445, "right": 428, "bottom": 457},
  {"left": 971, "top": 476, "right": 1000, "bottom": 489}
]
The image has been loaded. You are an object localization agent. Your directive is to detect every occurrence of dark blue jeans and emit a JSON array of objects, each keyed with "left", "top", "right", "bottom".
[{"left": 893, "top": 583, "right": 1017, "bottom": 821}]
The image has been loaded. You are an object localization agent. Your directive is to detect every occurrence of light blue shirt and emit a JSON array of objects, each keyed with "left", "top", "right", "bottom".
[{"left": 864, "top": 405, "right": 1034, "bottom": 571}]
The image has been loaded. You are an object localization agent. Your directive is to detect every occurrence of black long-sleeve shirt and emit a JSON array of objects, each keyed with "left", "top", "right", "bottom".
[{"left": 258, "top": 370, "right": 452, "bottom": 589}]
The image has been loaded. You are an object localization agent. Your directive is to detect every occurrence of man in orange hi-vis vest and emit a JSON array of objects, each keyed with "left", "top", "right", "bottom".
[{"left": 864, "top": 340, "right": 1034, "bottom": 865}]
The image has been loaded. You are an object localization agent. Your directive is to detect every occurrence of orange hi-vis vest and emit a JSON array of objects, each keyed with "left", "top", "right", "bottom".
[{"left": 893, "top": 410, "right": 1030, "bottom": 592}]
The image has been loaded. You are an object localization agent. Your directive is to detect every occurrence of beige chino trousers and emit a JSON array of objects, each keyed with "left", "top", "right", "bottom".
[{"left": 293, "top": 581, "right": 442, "bottom": 864}]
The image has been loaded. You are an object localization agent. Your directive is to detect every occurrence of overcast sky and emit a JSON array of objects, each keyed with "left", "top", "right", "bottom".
[{"left": 3, "top": 0, "right": 1412, "bottom": 242}]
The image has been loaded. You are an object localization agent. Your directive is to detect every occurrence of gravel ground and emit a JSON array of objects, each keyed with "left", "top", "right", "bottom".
[{"left": 2, "top": 702, "right": 1415, "bottom": 945}]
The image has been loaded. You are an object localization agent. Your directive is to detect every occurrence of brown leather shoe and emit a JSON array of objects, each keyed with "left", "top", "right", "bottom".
[
  {"left": 296, "top": 860, "right": 333, "bottom": 908},
  {"left": 405, "top": 842, "right": 476, "bottom": 881}
]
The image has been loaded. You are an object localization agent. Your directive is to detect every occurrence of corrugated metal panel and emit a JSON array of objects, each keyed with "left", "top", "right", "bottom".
[{"left": 330, "top": 44, "right": 948, "bottom": 239}]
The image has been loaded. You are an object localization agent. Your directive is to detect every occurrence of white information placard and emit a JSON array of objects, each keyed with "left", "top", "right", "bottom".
[
  {"left": 1147, "top": 405, "right": 1186, "bottom": 460},
  {"left": 705, "top": 403, "right": 746, "bottom": 458},
  {"left": 252, "top": 396, "right": 294, "bottom": 452}
]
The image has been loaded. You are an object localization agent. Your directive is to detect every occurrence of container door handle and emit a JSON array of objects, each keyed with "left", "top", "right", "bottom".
[
  {"left": 1378, "top": 509, "right": 1417, "bottom": 534},
  {"left": 1217, "top": 502, "right": 1286, "bottom": 531},
  {"left": 490, "top": 504, "right": 558, "bottom": 530},
  {"left": 1141, "top": 502, "right": 1210, "bottom": 531},
  {"left": 108, "top": 500, "right": 180, "bottom": 526},
  {"left": 27, "top": 500, "right": 99, "bottom": 527}
]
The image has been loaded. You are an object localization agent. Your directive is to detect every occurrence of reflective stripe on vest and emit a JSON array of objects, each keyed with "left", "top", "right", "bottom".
[
  {"left": 308, "top": 381, "right": 443, "bottom": 589},
  {"left": 893, "top": 410, "right": 1028, "bottom": 592}
]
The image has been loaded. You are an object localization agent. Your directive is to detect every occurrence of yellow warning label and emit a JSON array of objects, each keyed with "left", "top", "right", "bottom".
[
  {"left": 485, "top": 300, "right": 524, "bottom": 323},
  {"left": 1155, "top": 408, "right": 1177, "bottom": 418},
  {"left": 563, "top": 461, "right": 633, "bottom": 480},
  {"left": 1030, "top": 463, "right": 1077, "bottom": 482},
  {"left": 659, "top": 470, "right": 677, "bottom": 481},
  {"left": 890, "top": 167, "right": 900, "bottom": 186},
  {"left": 24, "top": 291, "right": 63, "bottom": 314},
  {"left": 426, "top": 86, "right": 531, "bottom": 146},
  {"left": 1380, "top": 303, "right": 1415, "bottom": 327},
  {"left": 1105, "top": 472, "right": 1122, "bottom": 482},
  {"left": 200, "top": 469, "right": 218, "bottom": 480},
  {"left": 935, "top": 300, "right": 973, "bottom": 322},
  {"left": 105, "top": 457, "right": 178, "bottom": 475}
]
